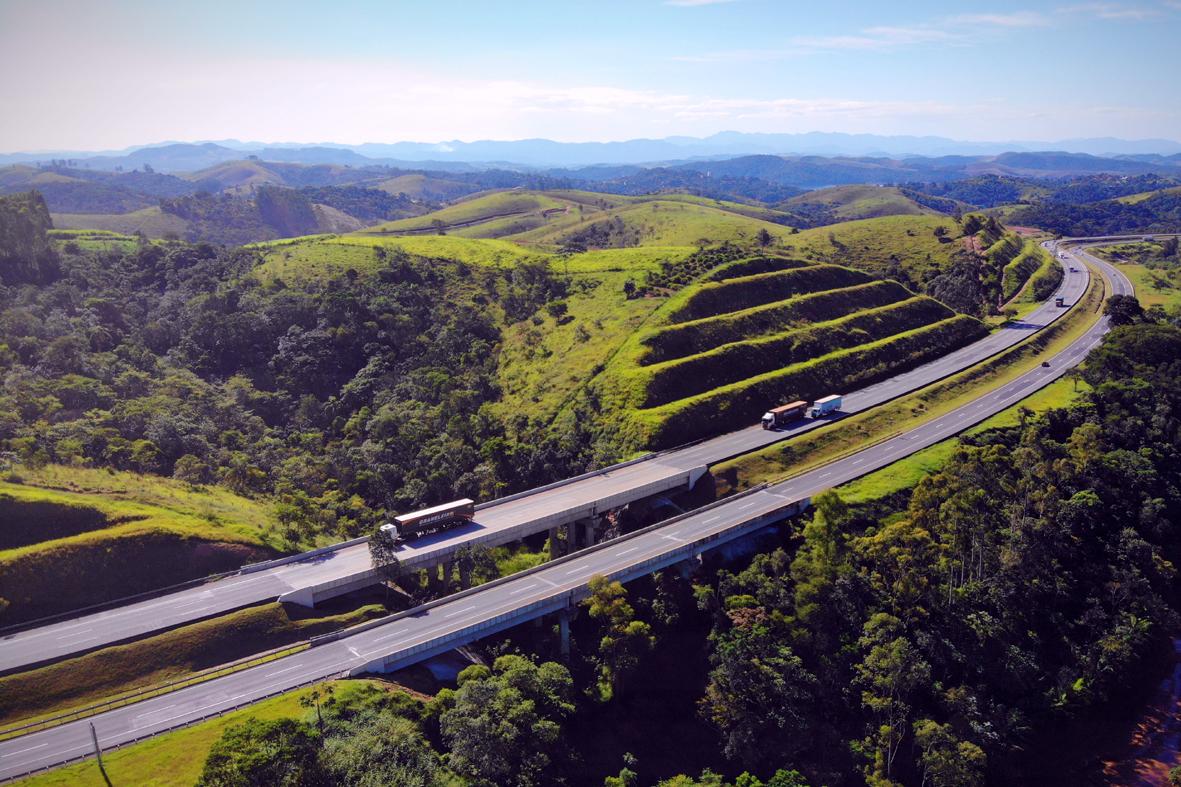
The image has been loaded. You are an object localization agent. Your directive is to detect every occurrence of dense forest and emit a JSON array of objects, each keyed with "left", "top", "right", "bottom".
[{"left": 0, "top": 192, "right": 584, "bottom": 547}]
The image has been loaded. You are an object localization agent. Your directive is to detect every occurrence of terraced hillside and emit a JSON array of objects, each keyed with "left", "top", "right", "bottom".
[{"left": 585, "top": 254, "right": 989, "bottom": 451}]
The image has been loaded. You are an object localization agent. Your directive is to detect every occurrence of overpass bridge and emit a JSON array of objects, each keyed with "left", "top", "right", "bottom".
[
  {"left": 0, "top": 248, "right": 1096, "bottom": 674},
  {"left": 0, "top": 244, "right": 1132, "bottom": 783}
]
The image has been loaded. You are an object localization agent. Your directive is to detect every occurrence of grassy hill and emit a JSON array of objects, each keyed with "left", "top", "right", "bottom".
[
  {"left": 51, "top": 206, "right": 189, "bottom": 237},
  {"left": 779, "top": 185, "right": 938, "bottom": 223},
  {"left": 0, "top": 466, "right": 281, "bottom": 624},
  {"left": 360, "top": 189, "right": 799, "bottom": 249}
]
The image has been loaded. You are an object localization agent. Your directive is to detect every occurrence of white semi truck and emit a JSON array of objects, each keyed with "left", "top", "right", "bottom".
[{"left": 808, "top": 394, "right": 843, "bottom": 418}]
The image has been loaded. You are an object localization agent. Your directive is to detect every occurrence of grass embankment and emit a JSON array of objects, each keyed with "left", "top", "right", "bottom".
[
  {"left": 641, "top": 315, "right": 987, "bottom": 449},
  {"left": 0, "top": 601, "right": 385, "bottom": 730},
  {"left": 638, "top": 297, "right": 957, "bottom": 407},
  {"left": 774, "top": 214, "right": 964, "bottom": 284},
  {"left": 0, "top": 467, "right": 280, "bottom": 623},
  {"left": 1090, "top": 243, "right": 1181, "bottom": 310},
  {"left": 665, "top": 264, "right": 872, "bottom": 322},
  {"left": 836, "top": 376, "right": 1088, "bottom": 505},
  {"left": 14, "top": 680, "right": 392, "bottom": 787},
  {"left": 638, "top": 280, "right": 912, "bottom": 365},
  {"left": 713, "top": 258, "right": 1104, "bottom": 493}
]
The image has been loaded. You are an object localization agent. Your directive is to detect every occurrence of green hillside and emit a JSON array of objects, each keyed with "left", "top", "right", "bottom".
[
  {"left": 780, "top": 184, "right": 937, "bottom": 222},
  {"left": 51, "top": 207, "right": 188, "bottom": 237},
  {"left": 0, "top": 466, "right": 280, "bottom": 623},
  {"left": 575, "top": 253, "right": 988, "bottom": 452},
  {"left": 360, "top": 189, "right": 799, "bottom": 250}
]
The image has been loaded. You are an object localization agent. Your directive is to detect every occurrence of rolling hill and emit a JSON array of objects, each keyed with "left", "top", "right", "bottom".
[{"left": 778, "top": 184, "right": 939, "bottom": 224}]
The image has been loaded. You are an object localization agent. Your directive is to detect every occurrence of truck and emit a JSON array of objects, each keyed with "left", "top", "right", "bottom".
[
  {"left": 809, "top": 394, "right": 843, "bottom": 419},
  {"left": 389, "top": 498, "right": 475, "bottom": 542},
  {"left": 1055, "top": 296, "right": 1065, "bottom": 307},
  {"left": 761, "top": 400, "right": 808, "bottom": 429}
]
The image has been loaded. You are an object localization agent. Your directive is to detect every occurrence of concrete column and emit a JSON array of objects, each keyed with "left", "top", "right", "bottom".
[
  {"left": 558, "top": 608, "right": 571, "bottom": 658},
  {"left": 442, "top": 560, "right": 454, "bottom": 593},
  {"left": 581, "top": 519, "right": 596, "bottom": 548},
  {"left": 548, "top": 527, "right": 560, "bottom": 560}
]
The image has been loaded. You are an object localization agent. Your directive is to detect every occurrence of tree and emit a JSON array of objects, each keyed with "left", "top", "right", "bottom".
[
  {"left": 434, "top": 655, "right": 575, "bottom": 786},
  {"left": 196, "top": 718, "right": 320, "bottom": 787},
  {"left": 855, "top": 613, "right": 931, "bottom": 784},
  {"left": 702, "top": 623, "right": 816, "bottom": 770},
  {"left": 173, "top": 453, "right": 210, "bottom": 486},
  {"left": 1104, "top": 293, "right": 1144, "bottom": 326},
  {"left": 1161, "top": 236, "right": 1178, "bottom": 259},
  {"left": 454, "top": 542, "right": 498, "bottom": 586},
  {"left": 604, "top": 752, "right": 639, "bottom": 787},
  {"left": 298, "top": 683, "right": 335, "bottom": 734},
  {"left": 369, "top": 525, "right": 402, "bottom": 597},
  {"left": 318, "top": 710, "right": 445, "bottom": 787},
  {"left": 912, "top": 719, "right": 986, "bottom": 787},
  {"left": 585, "top": 575, "right": 655, "bottom": 697},
  {"left": 756, "top": 228, "right": 774, "bottom": 247}
]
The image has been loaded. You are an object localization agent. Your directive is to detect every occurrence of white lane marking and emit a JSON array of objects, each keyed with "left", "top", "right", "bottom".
[
  {"left": 819, "top": 472, "right": 831, "bottom": 479},
  {"left": 509, "top": 583, "right": 538, "bottom": 596},
  {"left": 5, "top": 743, "right": 49, "bottom": 756},
  {"left": 374, "top": 628, "right": 409, "bottom": 642},
  {"left": 662, "top": 534, "right": 685, "bottom": 542},
  {"left": 263, "top": 664, "right": 302, "bottom": 678},
  {"left": 851, "top": 458, "right": 864, "bottom": 465},
  {"left": 444, "top": 606, "right": 476, "bottom": 618},
  {"left": 615, "top": 546, "right": 640, "bottom": 557},
  {"left": 565, "top": 565, "right": 593, "bottom": 576},
  {"left": 702, "top": 515, "right": 721, "bottom": 524}
]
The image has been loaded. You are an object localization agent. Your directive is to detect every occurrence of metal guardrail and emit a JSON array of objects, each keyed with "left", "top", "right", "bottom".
[
  {"left": 0, "top": 642, "right": 310, "bottom": 742},
  {"left": 0, "top": 668, "right": 353, "bottom": 784}
]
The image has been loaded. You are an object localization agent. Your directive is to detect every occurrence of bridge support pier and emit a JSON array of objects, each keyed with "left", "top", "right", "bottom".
[
  {"left": 558, "top": 608, "right": 571, "bottom": 658},
  {"left": 575, "top": 516, "right": 603, "bottom": 549},
  {"left": 548, "top": 527, "right": 560, "bottom": 560},
  {"left": 443, "top": 560, "right": 455, "bottom": 592}
]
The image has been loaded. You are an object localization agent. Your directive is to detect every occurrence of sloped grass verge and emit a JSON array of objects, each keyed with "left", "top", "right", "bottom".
[{"left": 638, "top": 296, "right": 956, "bottom": 407}]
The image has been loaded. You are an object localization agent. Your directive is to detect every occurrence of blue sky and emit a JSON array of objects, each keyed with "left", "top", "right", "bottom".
[{"left": 2, "top": 0, "right": 1179, "bottom": 150}]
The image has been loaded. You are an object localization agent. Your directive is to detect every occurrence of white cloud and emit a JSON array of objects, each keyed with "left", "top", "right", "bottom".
[
  {"left": 947, "top": 11, "right": 1051, "bottom": 27},
  {"left": 1058, "top": 3, "right": 1161, "bottom": 19},
  {"left": 682, "top": 10, "right": 1049, "bottom": 58}
]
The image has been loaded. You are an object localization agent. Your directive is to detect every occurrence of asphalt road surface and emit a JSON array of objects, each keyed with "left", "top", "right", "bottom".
[
  {"left": 0, "top": 253, "right": 1090, "bottom": 674},
  {"left": 0, "top": 245, "right": 1130, "bottom": 782}
]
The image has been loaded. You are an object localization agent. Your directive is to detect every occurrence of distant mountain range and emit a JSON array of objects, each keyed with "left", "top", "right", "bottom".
[{"left": 5, "top": 131, "right": 1181, "bottom": 171}]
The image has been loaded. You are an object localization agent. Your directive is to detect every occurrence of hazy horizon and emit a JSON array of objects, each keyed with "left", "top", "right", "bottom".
[{"left": 3, "top": 0, "right": 1181, "bottom": 152}]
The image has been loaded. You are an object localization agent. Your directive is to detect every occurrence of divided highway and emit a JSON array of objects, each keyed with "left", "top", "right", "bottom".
[
  {"left": 0, "top": 243, "right": 1127, "bottom": 782},
  {"left": 0, "top": 254, "right": 1091, "bottom": 674}
]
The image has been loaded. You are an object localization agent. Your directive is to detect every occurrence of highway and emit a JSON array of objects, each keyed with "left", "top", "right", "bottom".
[
  {"left": 0, "top": 243, "right": 1131, "bottom": 782},
  {"left": 0, "top": 251, "right": 1091, "bottom": 674}
]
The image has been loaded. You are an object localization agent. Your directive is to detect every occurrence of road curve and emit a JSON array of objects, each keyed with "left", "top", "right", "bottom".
[{"left": 0, "top": 243, "right": 1131, "bottom": 782}]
